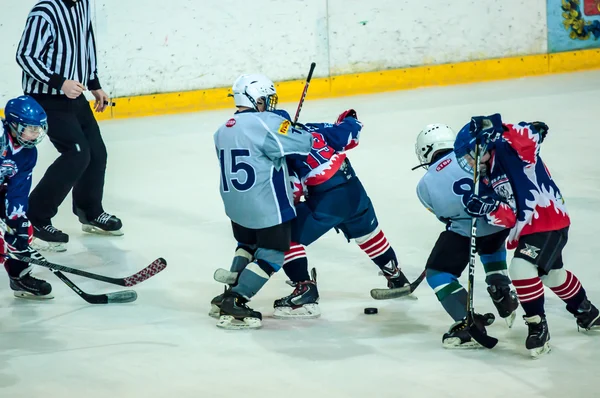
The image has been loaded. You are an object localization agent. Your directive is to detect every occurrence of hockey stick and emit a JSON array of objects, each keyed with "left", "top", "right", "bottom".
[
  {"left": 28, "top": 248, "right": 137, "bottom": 304},
  {"left": 464, "top": 141, "right": 499, "bottom": 349},
  {"left": 3, "top": 253, "right": 167, "bottom": 287},
  {"left": 292, "top": 62, "right": 316, "bottom": 126},
  {"left": 370, "top": 269, "right": 427, "bottom": 300}
]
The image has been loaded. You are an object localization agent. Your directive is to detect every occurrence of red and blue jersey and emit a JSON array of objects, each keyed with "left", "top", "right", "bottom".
[
  {"left": 287, "top": 118, "right": 362, "bottom": 187},
  {"left": 483, "top": 122, "right": 570, "bottom": 249},
  {"left": 0, "top": 123, "right": 37, "bottom": 230}
]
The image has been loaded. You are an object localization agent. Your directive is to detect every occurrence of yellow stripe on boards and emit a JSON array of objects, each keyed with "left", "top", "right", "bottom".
[{"left": 2, "top": 49, "right": 600, "bottom": 121}]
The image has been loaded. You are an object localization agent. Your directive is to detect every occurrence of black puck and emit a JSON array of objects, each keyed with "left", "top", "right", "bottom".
[{"left": 364, "top": 307, "right": 378, "bottom": 315}]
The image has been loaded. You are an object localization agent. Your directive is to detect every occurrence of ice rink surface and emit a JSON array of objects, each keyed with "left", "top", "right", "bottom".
[{"left": 1, "top": 71, "right": 599, "bottom": 398}]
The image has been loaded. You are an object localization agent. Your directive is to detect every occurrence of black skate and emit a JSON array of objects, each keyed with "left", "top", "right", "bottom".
[
  {"left": 31, "top": 224, "right": 69, "bottom": 252},
  {"left": 523, "top": 314, "right": 551, "bottom": 358},
  {"left": 209, "top": 286, "right": 228, "bottom": 318},
  {"left": 381, "top": 260, "right": 410, "bottom": 289},
  {"left": 442, "top": 313, "right": 495, "bottom": 349},
  {"left": 217, "top": 291, "right": 262, "bottom": 329},
  {"left": 488, "top": 285, "right": 519, "bottom": 328},
  {"left": 76, "top": 208, "right": 123, "bottom": 236},
  {"left": 572, "top": 298, "right": 600, "bottom": 331},
  {"left": 10, "top": 271, "right": 53, "bottom": 300},
  {"left": 273, "top": 268, "right": 320, "bottom": 319}
]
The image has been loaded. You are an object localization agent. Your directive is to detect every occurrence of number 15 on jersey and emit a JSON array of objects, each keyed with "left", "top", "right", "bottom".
[{"left": 219, "top": 148, "right": 256, "bottom": 192}]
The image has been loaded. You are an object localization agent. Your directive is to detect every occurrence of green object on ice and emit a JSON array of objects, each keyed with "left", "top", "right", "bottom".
[{"left": 359, "top": 20, "right": 368, "bottom": 26}]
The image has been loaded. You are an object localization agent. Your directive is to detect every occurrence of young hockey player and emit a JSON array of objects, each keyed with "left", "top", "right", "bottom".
[
  {"left": 455, "top": 114, "right": 600, "bottom": 357},
  {"left": 271, "top": 110, "right": 410, "bottom": 318},
  {"left": 414, "top": 123, "right": 518, "bottom": 348},
  {"left": 1, "top": 95, "right": 52, "bottom": 298},
  {"left": 211, "top": 73, "right": 313, "bottom": 329}
]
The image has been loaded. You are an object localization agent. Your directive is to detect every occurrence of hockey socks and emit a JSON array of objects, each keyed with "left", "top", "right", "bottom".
[
  {"left": 426, "top": 269, "right": 468, "bottom": 322},
  {"left": 480, "top": 249, "right": 511, "bottom": 287},
  {"left": 282, "top": 243, "right": 310, "bottom": 283},
  {"left": 543, "top": 269, "right": 586, "bottom": 313},
  {"left": 355, "top": 228, "right": 400, "bottom": 277},
  {"left": 231, "top": 248, "right": 282, "bottom": 299}
]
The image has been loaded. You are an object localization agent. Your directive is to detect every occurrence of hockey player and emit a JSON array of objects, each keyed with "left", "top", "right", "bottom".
[
  {"left": 414, "top": 123, "right": 518, "bottom": 348},
  {"left": 1, "top": 95, "right": 53, "bottom": 299},
  {"left": 271, "top": 109, "right": 410, "bottom": 318},
  {"left": 212, "top": 74, "right": 313, "bottom": 329},
  {"left": 455, "top": 114, "right": 600, "bottom": 357}
]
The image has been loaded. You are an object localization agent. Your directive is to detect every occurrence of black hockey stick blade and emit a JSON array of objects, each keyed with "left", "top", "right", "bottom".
[
  {"left": 370, "top": 269, "right": 427, "bottom": 300},
  {"left": 466, "top": 314, "right": 498, "bottom": 349},
  {"left": 28, "top": 248, "right": 137, "bottom": 304},
  {"left": 53, "top": 270, "right": 137, "bottom": 304},
  {"left": 4, "top": 254, "right": 166, "bottom": 287}
]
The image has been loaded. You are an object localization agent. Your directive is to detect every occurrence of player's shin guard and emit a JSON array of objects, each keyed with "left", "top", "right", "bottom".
[
  {"left": 356, "top": 228, "right": 409, "bottom": 288},
  {"left": 480, "top": 249, "right": 518, "bottom": 326}
]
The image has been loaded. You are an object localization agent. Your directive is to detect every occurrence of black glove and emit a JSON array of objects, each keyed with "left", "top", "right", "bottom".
[
  {"left": 530, "top": 121, "right": 548, "bottom": 143},
  {"left": 465, "top": 194, "right": 500, "bottom": 217}
]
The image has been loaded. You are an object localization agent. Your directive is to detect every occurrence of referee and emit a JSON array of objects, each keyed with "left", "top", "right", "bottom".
[{"left": 16, "top": 0, "right": 123, "bottom": 252}]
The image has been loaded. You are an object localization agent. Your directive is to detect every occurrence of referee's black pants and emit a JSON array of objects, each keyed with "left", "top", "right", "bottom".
[{"left": 27, "top": 95, "right": 107, "bottom": 226}]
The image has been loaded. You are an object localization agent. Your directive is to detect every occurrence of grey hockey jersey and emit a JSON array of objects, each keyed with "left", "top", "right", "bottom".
[
  {"left": 214, "top": 110, "right": 313, "bottom": 229},
  {"left": 416, "top": 152, "right": 505, "bottom": 237}
]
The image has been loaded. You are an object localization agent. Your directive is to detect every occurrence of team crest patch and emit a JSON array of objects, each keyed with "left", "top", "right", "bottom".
[
  {"left": 226, "top": 118, "right": 236, "bottom": 127},
  {"left": 520, "top": 244, "right": 540, "bottom": 259},
  {"left": 278, "top": 120, "right": 291, "bottom": 135}
]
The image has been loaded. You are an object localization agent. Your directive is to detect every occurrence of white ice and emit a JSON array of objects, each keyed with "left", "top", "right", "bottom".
[{"left": 1, "top": 71, "right": 599, "bottom": 398}]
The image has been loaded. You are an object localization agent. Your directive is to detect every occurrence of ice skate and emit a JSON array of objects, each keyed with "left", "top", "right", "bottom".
[
  {"left": 31, "top": 224, "right": 68, "bottom": 252},
  {"left": 10, "top": 271, "right": 53, "bottom": 300},
  {"left": 217, "top": 291, "right": 262, "bottom": 329},
  {"left": 273, "top": 268, "right": 320, "bottom": 319},
  {"left": 76, "top": 208, "right": 123, "bottom": 236},
  {"left": 442, "top": 313, "right": 495, "bottom": 349},
  {"left": 209, "top": 287, "right": 227, "bottom": 318},
  {"left": 573, "top": 298, "right": 600, "bottom": 331},
  {"left": 523, "top": 315, "right": 551, "bottom": 358},
  {"left": 488, "top": 284, "right": 519, "bottom": 328}
]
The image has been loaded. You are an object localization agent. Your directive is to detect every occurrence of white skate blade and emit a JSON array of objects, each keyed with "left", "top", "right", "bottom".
[
  {"left": 442, "top": 338, "right": 483, "bottom": 349},
  {"left": 82, "top": 224, "right": 124, "bottom": 236},
  {"left": 216, "top": 315, "right": 261, "bottom": 329},
  {"left": 273, "top": 304, "right": 321, "bottom": 319},
  {"left": 504, "top": 311, "right": 517, "bottom": 328},
  {"left": 31, "top": 238, "right": 66, "bottom": 253},
  {"left": 213, "top": 268, "right": 238, "bottom": 284},
  {"left": 13, "top": 291, "right": 54, "bottom": 300},
  {"left": 529, "top": 342, "right": 551, "bottom": 358}
]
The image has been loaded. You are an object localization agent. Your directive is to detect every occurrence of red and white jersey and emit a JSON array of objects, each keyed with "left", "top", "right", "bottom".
[{"left": 485, "top": 122, "right": 570, "bottom": 249}]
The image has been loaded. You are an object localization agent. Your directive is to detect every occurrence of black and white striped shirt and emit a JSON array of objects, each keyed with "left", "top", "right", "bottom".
[{"left": 15, "top": 0, "right": 100, "bottom": 96}]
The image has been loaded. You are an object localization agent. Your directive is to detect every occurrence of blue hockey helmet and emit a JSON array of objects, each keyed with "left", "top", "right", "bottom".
[
  {"left": 453, "top": 122, "right": 475, "bottom": 158},
  {"left": 4, "top": 95, "right": 48, "bottom": 148}
]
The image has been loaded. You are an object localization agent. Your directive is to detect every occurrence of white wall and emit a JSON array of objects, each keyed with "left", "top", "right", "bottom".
[{"left": 0, "top": 0, "right": 547, "bottom": 106}]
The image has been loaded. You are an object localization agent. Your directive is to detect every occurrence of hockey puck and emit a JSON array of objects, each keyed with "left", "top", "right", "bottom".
[{"left": 364, "top": 307, "right": 378, "bottom": 315}]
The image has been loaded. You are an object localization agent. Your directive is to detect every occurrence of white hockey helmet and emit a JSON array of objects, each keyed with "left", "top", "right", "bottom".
[
  {"left": 231, "top": 74, "right": 278, "bottom": 111},
  {"left": 415, "top": 124, "right": 456, "bottom": 166}
]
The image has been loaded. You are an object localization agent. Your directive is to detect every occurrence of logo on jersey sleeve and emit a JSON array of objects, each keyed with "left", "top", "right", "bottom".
[
  {"left": 278, "top": 120, "right": 291, "bottom": 135},
  {"left": 226, "top": 118, "right": 236, "bottom": 127},
  {"left": 0, "top": 160, "right": 18, "bottom": 181},
  {"left": 436, "top": 158, "right": 452, "bottom": 172},
  {"left": 490, "top": 175, "right": 516, "bottom": 209}
]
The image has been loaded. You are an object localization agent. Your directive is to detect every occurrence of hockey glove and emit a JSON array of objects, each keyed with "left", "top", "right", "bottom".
[
  {"left": 530, "top": 121, "right": 548, "bottom": 143},
  {"left": 469, "top": 114, "right": 504, "bottom": 145},
  {"left": 336, "top": 109, "right": 357, "bottom": 124},
  {"left": 5, "top": 220, "right": 31, "bottom": 254},
  {"left": 465, "top": 194, "right": 500, "bottom": 217}
]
